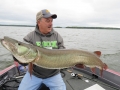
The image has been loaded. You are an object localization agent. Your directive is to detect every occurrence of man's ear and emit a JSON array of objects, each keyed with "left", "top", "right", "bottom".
[
  {"left": 37, "top": 20, "right": 40, "bottom": 25},
  {"left": 37, "top": 18, "right": 42, "bottom": 24}
]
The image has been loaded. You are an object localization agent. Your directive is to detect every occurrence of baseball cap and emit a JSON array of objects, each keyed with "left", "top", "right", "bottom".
[{"left": 36, "top": 9, "right": 57, "bottom": 21}]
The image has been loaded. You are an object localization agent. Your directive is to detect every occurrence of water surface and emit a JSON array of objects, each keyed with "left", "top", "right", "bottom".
[{"left": 0, "top": 26, "right": 120, "bottom": 72}]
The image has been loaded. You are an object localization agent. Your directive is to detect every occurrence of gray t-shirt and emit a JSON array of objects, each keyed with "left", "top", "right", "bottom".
[{"left": 23, "top": 25, "right": 65, "bottom": 78}]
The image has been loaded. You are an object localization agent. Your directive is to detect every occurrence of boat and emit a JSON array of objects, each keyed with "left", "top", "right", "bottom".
[{"left": 0, "top": 61, "right": 120, "bottom": 90}]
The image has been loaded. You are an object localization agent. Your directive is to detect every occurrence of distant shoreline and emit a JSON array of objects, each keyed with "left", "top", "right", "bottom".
[
  {"left": 65, "top": 26, "right": 120, "bottom": 30},
  {"left": 0, "top": 25, "right": 120, "bottom": 30},
  {"left": 0, "top": 25, "right": 35, "bottom": 27}
]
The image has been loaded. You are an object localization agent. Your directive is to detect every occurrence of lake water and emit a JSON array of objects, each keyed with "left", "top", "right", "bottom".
[{"left": 0, "top": 26, "right": 120, "bottom": 72}]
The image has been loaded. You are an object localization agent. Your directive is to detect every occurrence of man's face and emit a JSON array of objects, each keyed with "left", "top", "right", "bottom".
[{"left": 38, "top": 17, "right": 53, "bottom": 34}]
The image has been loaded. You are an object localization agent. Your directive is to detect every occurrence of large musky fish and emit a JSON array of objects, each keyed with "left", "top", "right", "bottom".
[{"left": 0, "top": 36, "right": 108, "bottom": 76}]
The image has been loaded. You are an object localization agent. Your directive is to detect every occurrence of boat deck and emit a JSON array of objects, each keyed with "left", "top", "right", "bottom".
[
  {"left": 0, "top": 65, "right": 120, "bottom": 90},
  {"left": 63, "top": 68, "right": 120, "bottom": 90}
]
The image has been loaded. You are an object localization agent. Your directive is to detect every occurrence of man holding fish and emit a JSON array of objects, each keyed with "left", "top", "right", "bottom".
[{"left": 18, "top": 9, "right": 66, "bottom": 90}]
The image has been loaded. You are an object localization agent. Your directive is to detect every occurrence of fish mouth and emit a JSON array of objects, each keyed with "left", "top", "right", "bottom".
[
  {"left": 0, "top": 39, "right": 6, "bottom": 47},
  {"left": 0, "top": 39, "right": 11, "bottom": 51},
  {"left": 1, "top": 38, "right": 17, "bottom": 53}
]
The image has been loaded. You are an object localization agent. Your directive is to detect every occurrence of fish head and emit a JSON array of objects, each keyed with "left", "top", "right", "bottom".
[
  {"left": 1, "top": 36, "right": 37, "bottom": 63},
  {"left": 1, "top": 37, "right": 19, "bottom": 53},
  {"left": 1, "top": 36, "right": 27, "bottom": 55}
]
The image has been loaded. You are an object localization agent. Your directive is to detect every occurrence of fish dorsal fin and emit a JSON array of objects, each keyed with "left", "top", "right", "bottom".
[{"left": 94, "top": 51, "right": 101, "bottom": 57}]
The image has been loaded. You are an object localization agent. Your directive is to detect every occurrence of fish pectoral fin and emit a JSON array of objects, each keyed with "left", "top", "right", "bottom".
[
  {"left": 94, "top": 51, "right": 101, "bottom": 57},
  {"left": 28, "top": 62, "right": 33, "bottom": 78},
  {"left": 91, "top": 67, "right": 96, "bottom": 74},
  {"left": 75, "top": 64, "right": 85, "bottom": 68}
]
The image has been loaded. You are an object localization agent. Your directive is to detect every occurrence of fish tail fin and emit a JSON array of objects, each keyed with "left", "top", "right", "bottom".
[
  {"left": 100, "top": 63, "right": 108, "bottom": 77},
  {"left": 28, "top": 62, "right": 33, "bottom": 78}
]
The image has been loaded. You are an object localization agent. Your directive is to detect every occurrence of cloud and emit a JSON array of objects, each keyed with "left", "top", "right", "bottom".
[{"left": 0, "top": 0, "right": 120, "bottom": 27}]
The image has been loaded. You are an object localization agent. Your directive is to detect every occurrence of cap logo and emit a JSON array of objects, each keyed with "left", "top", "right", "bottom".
[{"left": 46, "top": 10, "right": 49, "bottom": 13}]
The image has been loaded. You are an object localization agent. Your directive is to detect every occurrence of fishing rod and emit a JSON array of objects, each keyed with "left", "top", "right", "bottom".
[{"left": 0, "top": 72, "right": 25, "bottom": 87}]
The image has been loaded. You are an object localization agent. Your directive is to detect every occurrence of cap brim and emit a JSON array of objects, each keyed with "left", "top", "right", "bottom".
[
  {"left": 51, "top": 14, "right": 57, "bottom": 19},
  {"left": 43, "top": 14, "right": 57, "bottom": 19}
]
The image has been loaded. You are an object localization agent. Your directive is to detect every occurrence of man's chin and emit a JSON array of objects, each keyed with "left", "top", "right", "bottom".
[{"left": 48, "top": 28, "right": 52, "bottom": 31}]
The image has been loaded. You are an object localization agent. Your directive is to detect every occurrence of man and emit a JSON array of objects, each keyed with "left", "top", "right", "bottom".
[{"left": 18, "top": 9, "right": 66, "bottom": 90}]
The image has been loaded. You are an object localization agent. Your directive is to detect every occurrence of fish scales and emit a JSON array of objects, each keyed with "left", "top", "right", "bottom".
[
  {"left": 34, "top": 49, "right": 102, "bottom": 69},
  {"left": 35, "top": 52, "right": 78, "bottom": 69}
]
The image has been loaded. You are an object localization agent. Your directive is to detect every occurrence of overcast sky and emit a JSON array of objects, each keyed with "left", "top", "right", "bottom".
[{"left": 0, "top": 0, "right": 120, "bottom": 27}]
